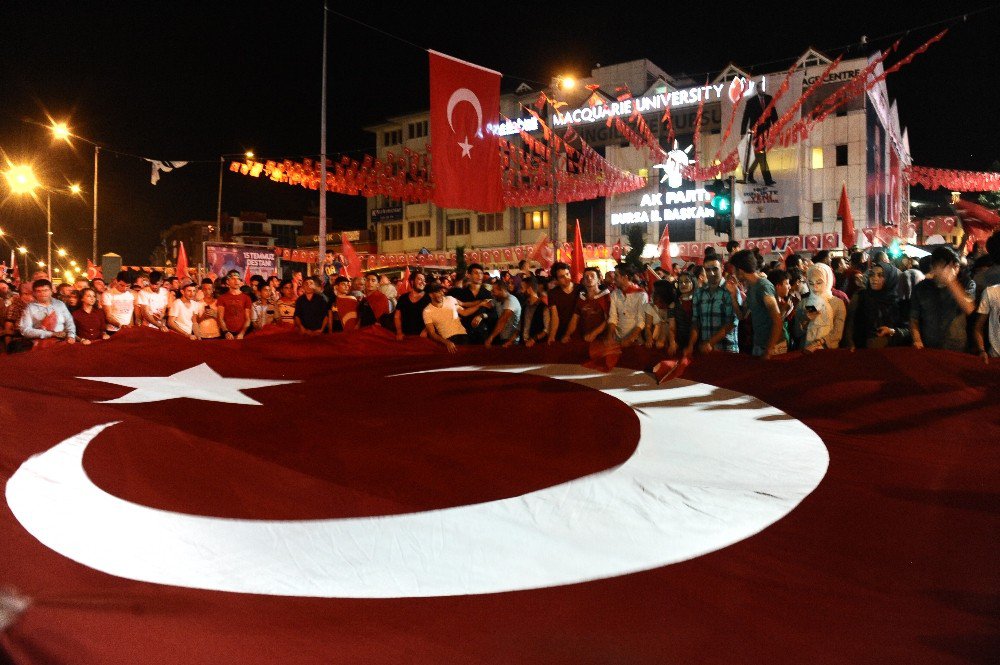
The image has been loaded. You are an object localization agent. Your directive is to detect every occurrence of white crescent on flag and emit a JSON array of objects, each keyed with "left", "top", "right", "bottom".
[{"left": 6, "top": 364, "right": 828, "bottom": 598}]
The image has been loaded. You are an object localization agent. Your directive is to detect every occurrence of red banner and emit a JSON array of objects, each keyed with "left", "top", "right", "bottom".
[{"left": 429, "top": 51, "right": 503, "bottom": 212}]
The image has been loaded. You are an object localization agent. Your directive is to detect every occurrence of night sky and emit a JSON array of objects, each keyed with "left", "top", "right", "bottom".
[{"left": 1, "top": 2, "right": 997, "bottom": 264}]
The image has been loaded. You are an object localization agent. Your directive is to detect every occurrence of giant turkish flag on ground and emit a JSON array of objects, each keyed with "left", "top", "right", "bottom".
[
  {"left": 429, "top": 50, "right": 502, "bottom": 213},
  {"left": 1, "top": 331, "right": 996, "bottom": 663}
]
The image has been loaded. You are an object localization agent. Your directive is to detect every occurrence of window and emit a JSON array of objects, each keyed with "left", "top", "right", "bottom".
[
  {"left": 447, "top": 217, "right": 470, "bottom": 236},
  {"left": 835, "top": 144, "right": 848, "bottom": 166},
  {"left": 381, "top": 223, "right": 403, "bottom": 241},
  {"left": 383, "top": 130, "right": 403, "bottom": 146},
  {"left": 240, "top": 222, "right": 264, "bottom": 236},
  {"left": 521, "top": 210, "right": 550, "bottom": 230},
  {"left": 835, "top": 109, "right": 848, "bottom": 117},
  {"left": 812, "top": 202, "right": 823, "bottom": 222},
  {"left": 408, "top": 120, "right": 428, "bottom": 139},
  {"left": 408, "top": 219, "right": 430, "bottom": 237},
  {"left": 477, "top": 213, "right": 504, "bottom": 232},
  {"left": 273, "top": 224, "right": 297, "bottom": 247},
  {"left": 811, "top": 147, "right": 823, "bottom": 169}
]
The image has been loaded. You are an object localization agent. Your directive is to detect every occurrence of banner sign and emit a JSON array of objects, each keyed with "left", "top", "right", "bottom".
[
  {"left": 205, "top": 243, "right": 278, "bottom": 278},
  {"left": 371, "top": 207, "right": 403, "bottom": 223}
]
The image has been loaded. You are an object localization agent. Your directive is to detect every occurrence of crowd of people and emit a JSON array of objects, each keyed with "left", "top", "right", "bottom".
[{"left": 2, "top": 232, "right": 999, "bottom": 363}]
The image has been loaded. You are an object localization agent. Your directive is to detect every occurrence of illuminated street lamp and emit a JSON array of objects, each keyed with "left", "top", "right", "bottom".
[
  {"left": 58, "top": 248, "right": 68, "bottom": 257},
  {"left": 69, "top": 260, "right": 77, "bottom": 267},
  {"left": 69, "top": 183, "right": 82, "bottom": 195},
  {"left": 3, "top": 165, "right": 40, "bottom": 195}
]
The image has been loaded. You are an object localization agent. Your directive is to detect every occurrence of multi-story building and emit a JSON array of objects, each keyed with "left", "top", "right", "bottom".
[
  {"left": 160, "top": 212, "right": 302, "bottom": 267},
  {"left": 366, "top": 49, "right": 909, "bottom": 263}
]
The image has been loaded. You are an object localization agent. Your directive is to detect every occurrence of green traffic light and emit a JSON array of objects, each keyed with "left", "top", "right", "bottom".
[{"left": 711, "top": 194, "right": 731, "bottom": 214}]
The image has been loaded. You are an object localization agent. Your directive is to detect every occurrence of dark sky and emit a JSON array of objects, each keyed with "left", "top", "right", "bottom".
[{"left": 1, "top": 2, "right": 997, "bottom": 263}]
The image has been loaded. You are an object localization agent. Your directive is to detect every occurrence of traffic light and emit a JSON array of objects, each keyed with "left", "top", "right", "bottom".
[
  {"left": 887, "top": 237, "right": 903, "bottom": 260},
  {"left": 708, "top": 179, "right": 733, "bottom": 236}
]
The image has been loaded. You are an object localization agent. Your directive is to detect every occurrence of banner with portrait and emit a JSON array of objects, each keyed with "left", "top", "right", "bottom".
[
  {"left": 721, "top": 71, "right": 804, "bottom": 236},
  {"left": 205, "top": 243, "right": 278, "bottom": 278}
]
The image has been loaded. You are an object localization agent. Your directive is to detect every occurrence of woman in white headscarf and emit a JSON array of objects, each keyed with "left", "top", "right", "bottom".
[{"left": 796, "top": 263, "right": 846, "bottom": 349}]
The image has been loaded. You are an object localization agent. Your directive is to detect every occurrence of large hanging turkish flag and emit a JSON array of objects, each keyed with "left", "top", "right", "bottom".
[{"left": 429, "top": 50, "right": 502, "bottom": 213}]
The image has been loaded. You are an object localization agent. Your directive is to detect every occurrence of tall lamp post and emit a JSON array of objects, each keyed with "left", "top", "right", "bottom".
[
  {"left": 50, "top": 122, "right": 100, "bottom": 262},
  {"left": 3, "top": 163, "right": 84, "bottom": 280}
]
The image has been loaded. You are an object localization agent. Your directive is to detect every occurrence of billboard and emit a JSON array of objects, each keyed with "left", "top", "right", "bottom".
[
  {"left": 721, "top": 71, "right": 804, "bottom": 237},
  {"left": 205, "top": 243, "right": 278, "bottom": 278}
]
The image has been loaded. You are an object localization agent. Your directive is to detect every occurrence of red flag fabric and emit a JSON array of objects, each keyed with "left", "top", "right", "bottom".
[
  {"left": 397, "top": 267, "right": 411, "bottom": 295},
  {"left": 175, "top": 241, "right": 189, "bottom": 282},
  {"left": 782, "top": 243, "right": 795, "bottom": 268},
  {"left": 838, "top": 184, "right": 856, "bottom": 248},
  {"left": 529, "top": 234, "right": 553, "bottom": 270},
  {"left": 570, "top": 220, "right": 586, "bottom": 283},
  {"left": 428, "top": 50, "right": 503, "bottom": 212},
  {"left": 657, "top": 224, "right": 671, "bottom": 269},
  {"left": 0, "top": 333, "right": 997, "bottom": 664},
  {"left": 341, "top": 234, "right": 361, "bottom": 279}
]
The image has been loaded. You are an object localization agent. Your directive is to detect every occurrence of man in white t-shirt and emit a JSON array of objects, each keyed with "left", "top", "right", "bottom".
[
  {"left": 167, "top": 283, "right": 205, "bottom": 339},
  {"left": 422, "top": 283, "right": 478, "bottom": 353},
  {"left": 974, "top": 283, "right": 1000, "bottom": 362},
  {"left": 101, "top": 272, "right": 136, "bottom": 333},
  {"left": 137, "top": 270, "right": 170, "bottom": 331}
]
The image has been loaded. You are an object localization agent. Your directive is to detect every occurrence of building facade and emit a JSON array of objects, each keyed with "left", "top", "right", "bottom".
[{"left": 366, "top": 50, "right": 909, "bottom": 263}]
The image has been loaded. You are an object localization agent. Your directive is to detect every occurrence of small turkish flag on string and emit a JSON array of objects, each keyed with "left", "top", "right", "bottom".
[
  {"left": 429, "top": 50, "right": 503, "bottom": 213},
  {"left": 341, "top": 234, "right": 361, "bottom": 279},
  {"left": 571, "top": 220, "right": 586, "bottom": 283},
  {"left": 657, "top": 224, "right": 671, "bottom": 270},
  {"left": 175, "top": 241, "right": 189, "bottom": 282},
  {"left": 838, "top": 184, "right": 856, "bottom": 249}
]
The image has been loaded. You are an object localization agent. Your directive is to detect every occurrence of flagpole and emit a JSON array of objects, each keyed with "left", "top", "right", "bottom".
[
  {"left": 216, "top": 156, "right": 223, "bottom": 242},
  {"left": 317, "top": 0, "right": 329, "bottom": 272}
]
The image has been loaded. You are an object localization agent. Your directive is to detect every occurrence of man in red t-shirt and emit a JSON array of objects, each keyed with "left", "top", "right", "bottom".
[
  {"left": 573, "top": 267, "right": 611, "bottom": 342},
  {"left": 216, "top": 271, "right": 252, "bottom": 339},
  {"left": 362, "top": 273, "right": 391, "bottom": 324}
]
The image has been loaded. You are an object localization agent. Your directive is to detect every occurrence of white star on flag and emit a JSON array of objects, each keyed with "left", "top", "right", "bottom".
[
  {"left": 458, "top": 136, "right": 473, "bottom": 158},
  {"left": 78, "top": 363, "right": 298, "bottom": 405}
]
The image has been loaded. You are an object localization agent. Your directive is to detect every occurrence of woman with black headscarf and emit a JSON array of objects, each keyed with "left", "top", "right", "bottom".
[{"left": 844, "top": 259, "right": 911, "bottom": 349}]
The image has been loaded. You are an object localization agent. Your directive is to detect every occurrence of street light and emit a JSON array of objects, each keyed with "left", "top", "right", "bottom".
[
  {"left": 58, "top": 248, "right": 67, "bottom": 257},
  {"left": 49, "top": 120, "right": 100, "bottom": 262},
  {"left": 3, "top": 165, "right": 40, "bottom": 194}
]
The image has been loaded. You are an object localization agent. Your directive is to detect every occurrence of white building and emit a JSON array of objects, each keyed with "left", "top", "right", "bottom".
[{"left": 366, "top": 49, "right": 909, "bottom": 262}]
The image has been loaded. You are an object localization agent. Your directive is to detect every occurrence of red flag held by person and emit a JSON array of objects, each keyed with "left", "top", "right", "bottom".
[
  {"left": 570, "top": 220, "right": 586, "bottom": 283},
  {"left": 175, "top": 241, "right": 189, "bottom": 282},
  {"left": 429, "top": 50, "right": 503, "bottom": 213},
  {"left": 838, "top": 184, "right": 856, "bottom": 248},
  {"left": 341, "top": 233, "right": 361, "bottom": 278},
  {"left": 782, "top": 243, "right": 795, "bottom": 268},
  {"left": 397, "top": 267, "right": 411, "bottom": 295},
  {"left": 657, "top": 224, "right": 671, "bottom": 270},
  {"left": 529, "top": 234, "right": 553, "bottom": 270}
]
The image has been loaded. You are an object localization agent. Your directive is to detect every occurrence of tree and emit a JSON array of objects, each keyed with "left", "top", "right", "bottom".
[{"left": 976, "top": 160, "right": 1000, "bottom": 210}]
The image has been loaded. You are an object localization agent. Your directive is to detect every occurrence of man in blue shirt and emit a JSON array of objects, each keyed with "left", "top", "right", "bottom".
[
  {"left": 685, "top": 255, "right": 740, "bottom": 355},
  {"left": 730, "top": 250, "right": 783, "bottom": 359},
  {"left": 19, "top": 279, "right": 76, "bottom": 346}
]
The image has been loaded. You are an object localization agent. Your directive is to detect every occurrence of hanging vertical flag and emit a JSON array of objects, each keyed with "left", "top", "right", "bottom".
[
  {"left": 570, "top": 220, "right": 586, "bottom": 283},
  {"left": 657, "top": 224, "right": 672, "bottom": 270},
  {"left": 341, "top": 233, "right": 361, "bottom": 278},
  {"left": 429, "top": 50, "right": 502, "bottom": 212},
  {"left": 838, "top": 183, "right": 856, "bottom": 249},
  {"left": 147, "top": 160, "right": 189, "bottom": 185},
  {"left": 174, "top": 241, "right": 189, "bottom": 282}
]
